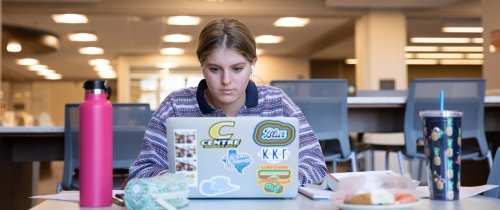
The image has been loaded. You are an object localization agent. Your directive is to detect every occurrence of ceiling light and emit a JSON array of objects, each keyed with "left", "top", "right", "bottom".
[
  {"left": 16, "top": 58, "right": 39, "bottom": 65},
  {"left": 52, "top": 14, "right": 88, "bottom": 24},
  {"left": 79, "top": 47, "right": 104, "bottom": 55},
  {"left": 160, "top": 47, "right": 185, "bottom": 55},
  {"left": 94, "top": 65, "right": 114, "bottom": 72},
  {"left": 274, "top": 17, "right": 310, "bottom": 27},
  {"left": 442, "top": 27, "right": 483, "bottom": 33},
  {"left": 28, "top": 64, "right": 48, "bottom": 71},
  {"left": 405, "top": 53, "right": 414, "bottom": 59},
  {"left": 441, "top": 46, "right": 483, "bottom": 52},
  {"left": 406, "top": 59, "right": 439, "bottom": 65},
  {"left": 156, "top": 62, "right": 178, "bottom": 69},
  {"left": 465, "top": 53, "right": 484, "bottom": 59},
  {"left": 98, "top": 70, "right": 117, "bottom": 79},
  {"left": 68, "top": 33, "right": 98, "bottom": 42},
  {"left": 472, "top": 38, "right": 483, "bottom": 43},
  {"left": 410, "top": 37, "right": 474, "bottom": 44},
  {"left": 414, "top": 53, "right": 465, "bottom": 59},
  {"left": 405, "top": 46, "right": 439, "bottom": 52},
  {"left": 45, "top": 74, "right": 62, "bottom": 80},
  {"left": 166, "top": 16, "right": 201, "bottom": 25},
  {"left": 439, "top": 59, "right": 483, "bottom": 65},
  {"left": 163, "top": 34, "right": 192, "bottom": 43},
  {"left": 255, "top": 35, "right": 283, "bottom": 44},
  {"left": 345, "top": 59, "right": 357, "bottom": 65},
  {"left": 442, "top": 19, "right": 482, "bottom": 33},
  {"left": 89, "top": 59, "right": 110, "bottom": 66},
  {"left": 37, "top": 69, "right": 55, "bottom": 76},
  {"left": 7, "top": 41, "right": 22, "bottom": 52}
]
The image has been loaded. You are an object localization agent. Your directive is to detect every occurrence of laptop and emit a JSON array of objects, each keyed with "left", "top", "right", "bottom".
[{"left": 166, "top": 117, "right": 299, "bottom": 198}]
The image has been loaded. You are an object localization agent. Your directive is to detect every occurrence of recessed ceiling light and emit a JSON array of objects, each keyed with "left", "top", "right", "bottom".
[
  {"left": 79, "top": 47, "right": 104, "bottom": 55},
  {"left": 16, "top": 58, "right": 39, "bottom": 65},
  {"left": 163, "top": 34, "right": 192, "bottom": 43},
  {"left": 94, "top": 65, "right": 114, "bottom": 72},
  {"left": 37, "top": 69, "right": 55, "bottom": 76},
  {"left": 345, "top": 59, "right": 357, "bottom": 65},
  {"left": 52, "top": 14, "right": 88, "bottom": 24},
  {"left": 255, "top": 35, "right": 283, "bottom": 44},
  {"left": 274, "top": 17, "right": 310, "bottom": 27},
  {"left": 166, "top": 16, "right": 201, "bottom": 25},
  {"left": 414, "top": 53, "right": 465, "bottom": 59},
  {"left": 68, "top": 33, "right": 98, "bottom": 42},
  {"left": 406, "top": 59, "right": 439, "bottom": 65},
  {"left": 28, "top": 64, "right": 48, "bottom": 71},
  {"left": 439, "top": 59, "right": 483, "bottom": 65},
  {"left": 156, "top": 62, "right": 178, "bottom": 69},
  {"left": 7, "top": 41, "right": 22, "bottom": 52},
  {"left": 441, "top": 46, "right": 483, "bottom": 52},
  {"left": 465, "top": 53, "right": 484, "bottom": 59},
  {"left": 410, "top": 37, "right": 473, "bottom": 43},
  {"left": 405, "top": 46, "right": 439, "bottom": 52},
  {"left": 45, "top": 74, "right": 62, "bottom": 80},
  {"left": 160, "top": 47, "right": 185, "bottom": 55},
  {"left": 442, "top": 27, "right": 483, "bottom": 33},
  {"left": 89, "top": 59, "right": 110, "bottom": 66},
  {"left": 98, "top": 70, "right": 117, "bottom": 79}
]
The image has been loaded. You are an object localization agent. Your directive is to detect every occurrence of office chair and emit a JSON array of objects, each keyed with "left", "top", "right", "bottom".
[
  {"left": 270, "top": 79, "right": 357, "bottom": 172},
  {"left": 397, "top": 78, "right": 493, "bottom": 179},
  {"left": 57, "top": 103, "right": 152, "bottom": 192},
  {"left": 484, "top": 147, "right": 500, "bottom": 198}
]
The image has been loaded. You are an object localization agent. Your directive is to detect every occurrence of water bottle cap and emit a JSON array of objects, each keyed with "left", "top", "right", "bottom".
[{"left": 83, "top": 80, "right": 109, "bottom": 90}]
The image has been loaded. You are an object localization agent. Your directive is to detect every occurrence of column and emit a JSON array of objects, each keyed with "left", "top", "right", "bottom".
[
  {"left": 355, "top": 10, "right": 407, "bottom": 90},
  {"left": 482, "top": 0, "right": 500, "bottom": 93}
]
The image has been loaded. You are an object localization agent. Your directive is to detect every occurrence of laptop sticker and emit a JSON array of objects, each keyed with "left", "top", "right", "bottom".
[
  {"left": 257, "top": 147, "right": 290, "bottom": 164},
  {"left": 200, "top": 121, "right": 241, "bottom": 148},
  {"left": 174, "top": 129, "right": 198, "bottom": 187},
  {"left": 253, "top": 120, "right": 295, "bottom": 146},
  {"left": 256, "top": 164, "right": 292, "bottom": 194},
  {"left": 199, "top": 176, "right": 241, "bottom": 197},
  {"left": 221, "top": 149, "right": 252, "bottom": 174}
]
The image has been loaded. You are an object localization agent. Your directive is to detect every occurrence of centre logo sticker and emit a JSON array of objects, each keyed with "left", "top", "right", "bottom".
[
  {"left": 200, "top": 121, "right": 241, "bottom": 148},
  {"left": 253, "top": 120, "right": 295, "bottom": 146}
]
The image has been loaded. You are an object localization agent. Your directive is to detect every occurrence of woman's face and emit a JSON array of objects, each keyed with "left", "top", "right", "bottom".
[{"left": 202, "top": 48, "right": 253, "bottom": 109}]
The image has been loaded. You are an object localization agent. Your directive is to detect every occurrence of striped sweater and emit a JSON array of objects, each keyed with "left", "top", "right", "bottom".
[{"left": 128, "top": 79, "right": 327, "bottom": 185}]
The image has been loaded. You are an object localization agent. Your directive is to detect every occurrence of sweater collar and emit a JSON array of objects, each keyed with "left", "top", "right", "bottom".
[{"left": 196, "top": 79, "right": 258, "bottom": 114}]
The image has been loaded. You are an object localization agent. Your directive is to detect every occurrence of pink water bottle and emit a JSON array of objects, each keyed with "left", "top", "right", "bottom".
[{"left": 79, "top": 80, "right": 113, "bottom": 207}]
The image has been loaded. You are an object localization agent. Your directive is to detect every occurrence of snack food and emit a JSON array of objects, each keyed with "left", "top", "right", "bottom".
[{"left": 344, "top": 190, "right": 417, "bottom": 205}]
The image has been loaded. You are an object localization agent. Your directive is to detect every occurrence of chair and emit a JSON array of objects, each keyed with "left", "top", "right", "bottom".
[
  {"left": 397, "top": 78, "right": 493, "bottom": 179},
  {"left": 484, "top": 147, "right": 500, "bottom": 198},
  {"left": 270, "top": 79, "right": 356, "bottom": 172},
  {"left": 57, "top": 103, "right": 152, "bottom": 192}
]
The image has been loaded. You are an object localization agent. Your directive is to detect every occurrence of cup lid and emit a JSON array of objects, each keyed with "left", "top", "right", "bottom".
[{"left": 419, "top": 110, "right": 463, "bottom": 118}]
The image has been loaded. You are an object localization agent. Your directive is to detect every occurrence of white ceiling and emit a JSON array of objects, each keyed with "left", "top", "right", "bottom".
[{"left": 1, "top": 0, "right": 482, "bottom": 81}]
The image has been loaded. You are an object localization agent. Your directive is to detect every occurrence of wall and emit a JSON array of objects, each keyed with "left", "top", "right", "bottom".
[
  {"left": 254, "top": 56, "right": 310, "bottom": 85},
  {"left": 310, "top": 59, "right": 355, "bottom": 84}
]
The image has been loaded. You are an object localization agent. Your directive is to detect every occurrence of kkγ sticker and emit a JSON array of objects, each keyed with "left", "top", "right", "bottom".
[
  {"left": 199, "top": 176, "right": 240, "bottom": 197},
  {"left": 221, "top": 149, "right": 252, "bottom": 174},
  {"left": 256, "top": 164, "right": 292, "bottom": 194},
  {"left": 257, "top": 147, "right": 290, "bottom": 164}
]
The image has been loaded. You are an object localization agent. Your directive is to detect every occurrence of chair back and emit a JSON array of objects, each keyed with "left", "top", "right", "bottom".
[
  {"left": 404, "top": 78, "right": 488, "bottom": 158},
  {"left": 61, "top": 103, "right": 152, "bottom": 190},
  {"left": 484, "top": 147, "right": 500, "bottom": 198},
  {"left": 270, "top": 79, "right": 351, "bottom": 158}
]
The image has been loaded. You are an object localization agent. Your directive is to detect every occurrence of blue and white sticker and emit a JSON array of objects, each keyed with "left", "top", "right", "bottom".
[
  {"left": 221, "top": 149, "right": 252, "bottom": 174},
  {"left": 199, "top": 176, "right": 240, "bottom": 197},
  {"left": 257, "top": 147, "right": 290, "bottom": 164}
]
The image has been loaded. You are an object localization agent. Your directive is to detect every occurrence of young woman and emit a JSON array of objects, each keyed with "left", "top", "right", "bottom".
[{"left": 129, "top": 18, "right": 327, "bottom": 185}]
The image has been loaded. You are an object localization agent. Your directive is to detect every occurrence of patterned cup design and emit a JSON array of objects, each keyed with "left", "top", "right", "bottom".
[{"left": 421, "top": 111, "right": 461, "bottom": 201}]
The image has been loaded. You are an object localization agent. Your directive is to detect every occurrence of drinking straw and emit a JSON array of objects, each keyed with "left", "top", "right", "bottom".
[{"left": 440, "top": 90, "right": 444, "bottom": 111}]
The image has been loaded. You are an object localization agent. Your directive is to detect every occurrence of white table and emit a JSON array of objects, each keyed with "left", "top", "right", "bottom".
[{"left": 30, "top": 194, "right": 500, "bottom": 210}]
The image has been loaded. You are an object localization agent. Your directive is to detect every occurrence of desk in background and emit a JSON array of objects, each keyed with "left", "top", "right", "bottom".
[
  {"left": 29, "top": 194, "right": 500, "bottom": 210},
  {"left": 0, "top": 126, "right": 64, "bottom": 210}
]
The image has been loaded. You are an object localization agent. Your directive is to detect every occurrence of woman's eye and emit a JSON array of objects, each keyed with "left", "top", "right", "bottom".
[
  {"left": 209, "top": 67, "right": 220, "bottom": 72},
  {"left": 233, "top": 67, "right": 244, "bottom": 72}
]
